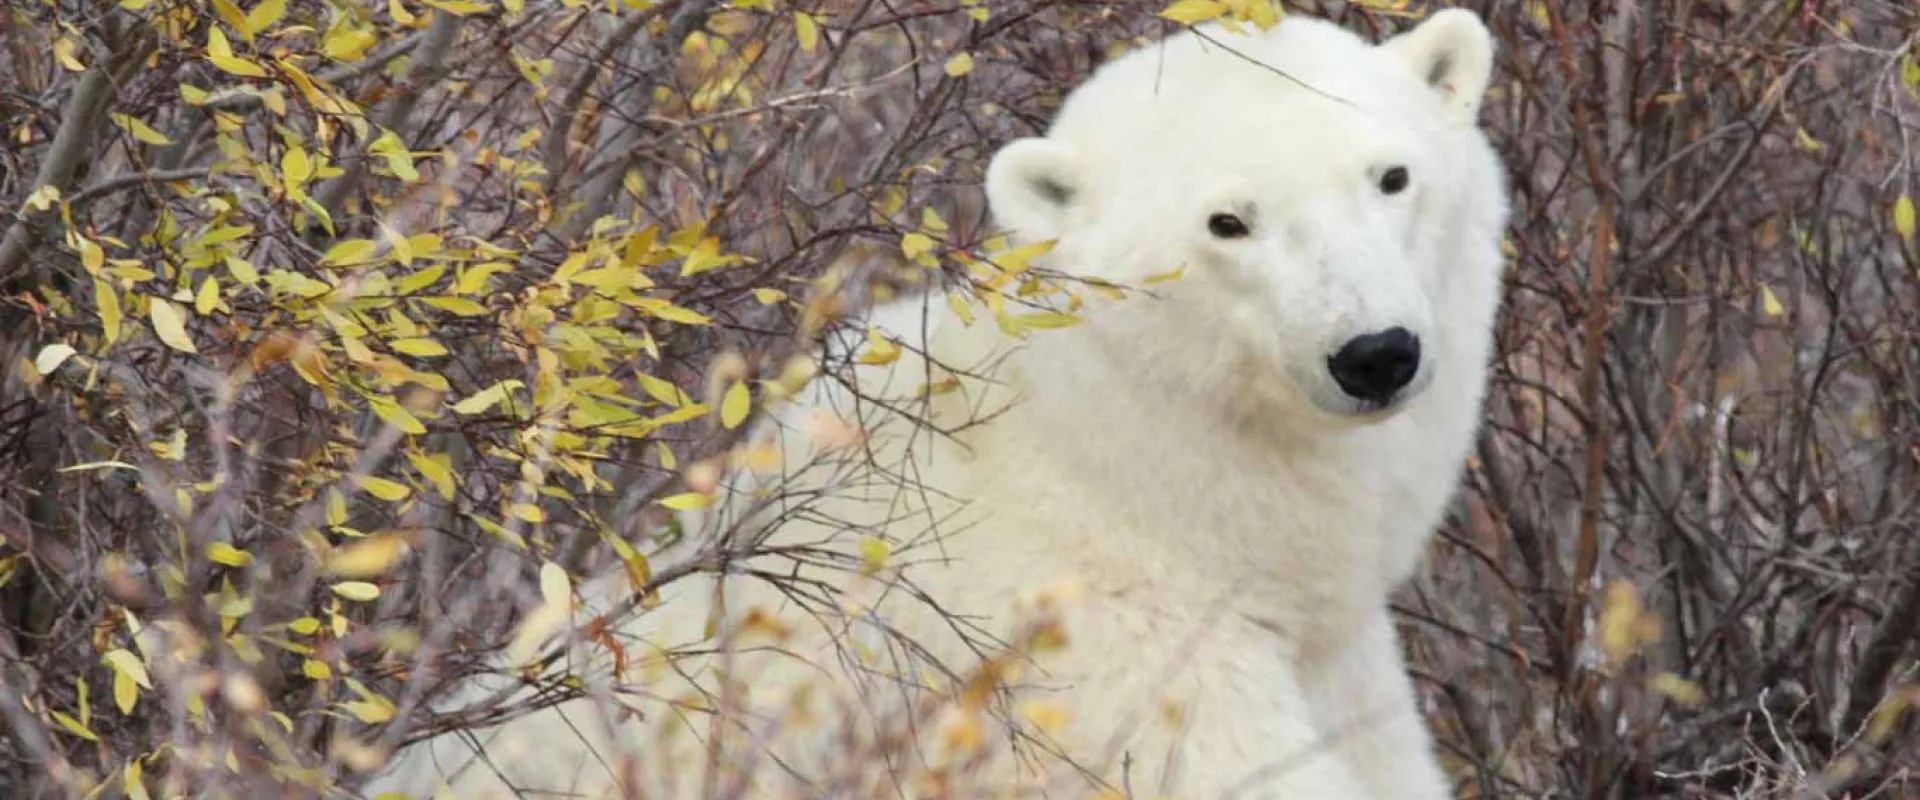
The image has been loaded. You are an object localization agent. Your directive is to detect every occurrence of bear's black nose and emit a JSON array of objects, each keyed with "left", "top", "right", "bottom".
[{"left": 1327, "top": 328, "right": 1420, "bottom": 405}]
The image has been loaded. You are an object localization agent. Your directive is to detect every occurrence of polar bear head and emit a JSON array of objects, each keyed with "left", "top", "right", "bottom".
[{"left": 985, "top": 10, "right": 1506, "bottom": 424}]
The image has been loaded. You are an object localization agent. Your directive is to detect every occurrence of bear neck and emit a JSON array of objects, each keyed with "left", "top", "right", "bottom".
[{"left": 957, "top": 317, "right": 1372, "bottom": 576}]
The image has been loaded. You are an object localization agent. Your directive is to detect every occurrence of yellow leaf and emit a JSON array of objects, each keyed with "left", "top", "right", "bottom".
[
  {"left": 303, "top": 659, "right": 333, "bottom": 679},
  {"left": 1649, "top": 672, "right": 1705, "bottom": 707},
  {"left": 245, "top": 0, "right": 289, "bottom": 34},
  {"left": 326, "top": 534, "right": 406, "bottom": 578},
  {"left": 326, "top": 489, "right": 348, "bottom": 527},
  {"left": 857, "top": 534, "right": 889, "bottom": 573},
  {"left": 368, "top": 395, "right": 427, "bottom": 435},
  {"left": 200, "top": 224, "right": 254, "bottom": 247},
  {"left": 634, "top": 372, "right": 689, "bottom": 407},
  {"left": 355, "top": 475, "right": 412, "bottom": 501},
  {"left": 343, "top": 699, "right": 393, "bottom": 723},
  {"left": 330, "top": 581, "right": 381, "bottom": 601},
  {"left": 794, "top": 12, "right": 820, "bottom": 52},
  {"left": 149, "top": 299, "right": 198, "bottom": 354},
  {"left": 990, "top": 238, "right": 1056, "bottom": 274},
  {"left": 102, "top": 649, "right": 151, "bottom": 690},
  {"left": 720, "top": 380, "right": 750, "bottom": 429},
  {"left": 195, "top": 276, "right": 220, "bottom": 316},
  {"left": 282, "top": 146, "right": 313, "bottom": 190},
  {"left": 406, "top": 233, "right": 444, "bottom": 257},
  {"left": 614, "top": 540, "right": 656, "bottom": 605},
  {"left": 1013, "top": 309, "right": 1081, "bottom": 330},
  {"left": 75, "top": 237, "right": 103, "bottom": 275},
  {"left": 1597, "top": 580, "right": 1652, "bottom": 664},
  {"left": 944, "top": 52, "right": 975, "bottom": 77},
  {"left": 452, "top": 380, "right": 522, "bottom": 415},
  {"left": 503, "top": 561, "right": 572, "bottom": 664},
  {"left": 420, "top": 0, "right": 493, "bottom": 13},
  {"left": 407, "top": 451, "right": 456, "bottom": 500},
  {"left": 123, "top": 757, "right": 150, "bottom": 800},
  {"left": 97, "top": 279, "right": 122, "bottom": 346},
  {"left": 900, "top": 232, "right": 937, "bottom": 262},
  {"left": 539, "top": 560, "right": 570, "bottom": 607},
  {"left": 1759, "top": 284, "right": 1784, "bottom": 318},
  {"left": 320, "top": 21, "right": 377, "bottom": 61},
  {"left": 54, "top": 37, "right": 86, "bottom": 71},
  {"left": 226, "top": 256, "right": 259, "bottom": 285},
  {"left": 320, "top": 238, "right": 379, "bottom": 267},
  {"left": 25, "top": 184, "right": 61, "bottom": 212},
  {"left": 34, "top": 344, "right": 77, "bottom": 375},
  {"left": 391, "top": 264, "right": 446, "bottom": 296},
  {"left": 1895, "top": 194, "right": 1916, "bottom": 243},
  {"left": 52, "top": 710, "right": 98, "bottom": 742},
  {"left": 470, "top": 515, "right": 527, "bottom": 549},
  {"left": 509, "top": 503, "right": 544, "bottom": 523},
  {"left": 456, "top": 261, "right": 511, "bottom": 294},
  {"left": 504, "top": 602, "right": 566, "bottom": 666},
  {"left": 1143, "top": 264, "right": 1188, "bottom": 285},
  {"left": 658, "top": 492, "right": 714, "bottom": 510},
  {"left": 388, "top": 0, "right": 417, "bottom": 24},
  {"left": 389, "top": 337, "right": 448, "bottom": 357},
  {"left": 856, "top": 325, "right": 901, "bottom": 365},
  {"left": 370, "top": 130, "right": 420, "bottom": 182},
  {"left": 752, "top": 287, "right": 787, "bottom": 305},
  {"left": 678, "top": 236, "right": 737, "bottom": 277},
  {"left": 418, "top": 296, "right": 490, "bottom": 316},
  {"left": 1160, "top": 0, "right": 1226, "bottom": 24},
  {"left": 1017, "top": 699, "right": 1070, "bottom": 735},
  {"left": 113, "top": 670, "right": 138, "bottom": 715},
  {"left": 205, "top": 542, "right": 253, "bottom": 567},
  {"left": 111, "top": 114, "right": 173, "bottom": 145},
  {"left": 213, "top": 0, "right": 251, "bottom": 39},
  {"left": 206, "top": 27, "right": 270, "bottom": 78}
]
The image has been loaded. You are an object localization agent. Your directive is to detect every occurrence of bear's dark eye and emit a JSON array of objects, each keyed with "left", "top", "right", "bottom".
[
  {"left": 1207, "top": 213, "right": 1250, "bottom": 239},
  {"left": 1378, "top": 166, "right": 1411, "bottom": 195}
]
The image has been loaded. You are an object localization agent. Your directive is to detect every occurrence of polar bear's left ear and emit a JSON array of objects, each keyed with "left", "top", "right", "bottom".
[
  {"left": 985, "top": 137, "right": 1083, "bottom": 243},
  {"left": 1381, "top": 9, "right": 1495, "bottom": 128}
]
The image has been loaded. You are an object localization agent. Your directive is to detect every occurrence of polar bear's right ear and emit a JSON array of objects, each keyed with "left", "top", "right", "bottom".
[
  {"left": 1381, "top": 8, "right": 1495, "bottom": 128},
  {"left": 985, "top": 138, "right": 1082, "bottom": 242}
]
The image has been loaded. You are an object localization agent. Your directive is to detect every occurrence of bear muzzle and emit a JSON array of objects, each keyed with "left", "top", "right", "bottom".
[{"left": 1326, "top": 327, "right": 1422, "bottom": 409}]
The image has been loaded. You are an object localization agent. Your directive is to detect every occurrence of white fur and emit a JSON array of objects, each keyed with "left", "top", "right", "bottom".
[{"left": 362, "top": 10, "right": 1507, "bottom": 799}]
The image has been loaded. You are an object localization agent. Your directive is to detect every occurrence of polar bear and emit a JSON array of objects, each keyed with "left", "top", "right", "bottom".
[{"left": 362, "top": 8, "right": 1506, "bottom": 800}]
